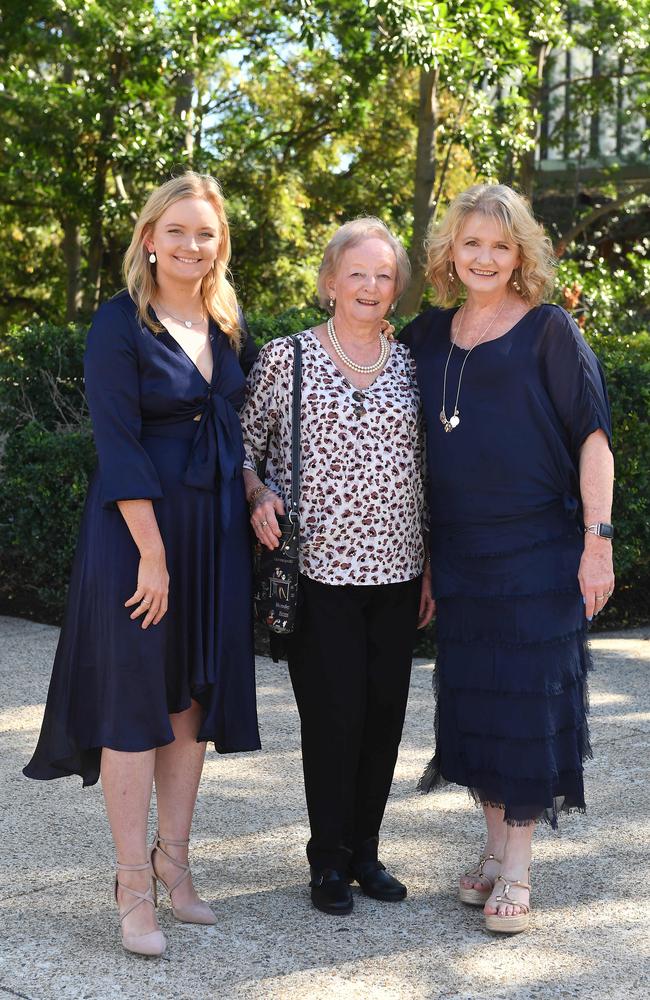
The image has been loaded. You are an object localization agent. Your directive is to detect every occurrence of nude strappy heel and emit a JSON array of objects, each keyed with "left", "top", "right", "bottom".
[
  {"left": 150, "top": 832, "right": 216, "bottom": 925},
  {"left": 114, "top": 861, "right": 166, "bottom": 956},
  {"left": 458, "top": 853, "right": 502, "bottom": 905},
  {"left": 484, "top": 874, "right": 531, "bottom": 934}
]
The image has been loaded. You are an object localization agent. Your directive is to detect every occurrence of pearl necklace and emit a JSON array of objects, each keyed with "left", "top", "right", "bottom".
[
  {"left": 440, "top": 298, "right": 507, "bottom": 432},
  {"left": 157, "top": 300, "right": 206, "bottom": 329},
  {"left": 326, "top": 317, "right": 390, "bottom": 374}
]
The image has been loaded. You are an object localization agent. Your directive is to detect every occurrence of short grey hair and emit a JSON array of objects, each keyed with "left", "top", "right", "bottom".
[{"left": 317, "top": 217, "right": 411, "bottom": 311}]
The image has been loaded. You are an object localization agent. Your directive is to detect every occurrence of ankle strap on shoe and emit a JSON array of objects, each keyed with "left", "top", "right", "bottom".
[
  {"left": 156, "top": 833, "right": 190, "bottom": 847},
  {"left": 116, "top": 861, "right": 152, "bottom": 871}
]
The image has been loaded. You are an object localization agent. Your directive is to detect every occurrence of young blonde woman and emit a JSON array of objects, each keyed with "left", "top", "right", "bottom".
[
  {"left": 24, "top": 172, "right": 261, "bottom": 956},
  {"left": 401, "top": 185, "right": 614, "bottom": 934}
]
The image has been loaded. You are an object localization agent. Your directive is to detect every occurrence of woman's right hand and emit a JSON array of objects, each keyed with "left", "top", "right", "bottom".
[
  {"left": 251, "top": 488, "right": 285, "bottom": 550},
  {"left": 124, "top": 548, "right": 169, "bottom": 628}
]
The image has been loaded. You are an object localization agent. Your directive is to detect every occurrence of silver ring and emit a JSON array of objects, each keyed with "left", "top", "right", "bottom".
[
  {"left": 142, "top": 601, "right": 151, "bottom": 607},
  {"left": 606, "top": 589, "right": 614, "bottom": 597},
  {"left": 260, "top": 519, "right": 268, "bottom": 528},
  {"left": 595, "top": 594, "right": 606, "bottom": 600}
]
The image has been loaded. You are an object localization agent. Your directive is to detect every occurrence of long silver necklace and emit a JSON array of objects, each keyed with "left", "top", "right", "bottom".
[
  {"left": 440, "top": 298, "right": 507, "bottom": 432},
  {"left": 157, "top": 299, "right": 206, "bottom": 329},
  {"left": 327, "top": 317, "right": 390, "bottom": 374}
]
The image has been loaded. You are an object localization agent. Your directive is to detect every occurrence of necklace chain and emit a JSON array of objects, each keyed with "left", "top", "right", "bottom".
[
  {"left": 440, "top": 299, "right": 508, "bottom": 433},
  {"left": 156, "top": 299, "right": 206, "bottom": 329},
  {"left": 326, "top": 317, "right": 390, "bottom": 374}
]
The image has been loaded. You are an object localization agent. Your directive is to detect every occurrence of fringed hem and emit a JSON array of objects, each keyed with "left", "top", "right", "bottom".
[{"left": 417, "top": 630, "right": 594, "bottom": 832}]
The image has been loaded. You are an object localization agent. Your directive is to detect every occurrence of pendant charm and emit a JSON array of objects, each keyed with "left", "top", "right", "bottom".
[
  {"left": 449, "top": 413, "right": 460, "bottom": 429},
  {"left": 439, "top": 410, "right": 447, "bottom": 426},
  {"left": 184, "top": 320, "right": 193, "bottom": 328}
]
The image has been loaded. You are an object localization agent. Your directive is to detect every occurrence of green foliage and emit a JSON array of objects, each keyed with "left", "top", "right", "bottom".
[
  {"left": 0, "top": 321, "right": 86, "bottom": 432},
  {"left": 0, "top": 421, "right": 96, "bottom": 619},
  {"left": 551, "top": 252, "right": 650, "bottom": 626}
]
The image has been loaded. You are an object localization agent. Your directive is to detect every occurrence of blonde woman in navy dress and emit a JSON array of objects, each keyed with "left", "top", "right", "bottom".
[
  {"left": 401, "top": 185, "right": 614, "bottom": 933},
  {"left": 24, "top": 173, "right": 260, "bottom": 956}
]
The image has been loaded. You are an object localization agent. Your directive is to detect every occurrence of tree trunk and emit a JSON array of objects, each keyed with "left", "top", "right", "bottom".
[
  {"left": 519, "top": 41, "right": 549, "bottom": 200},
  {"left": 399, "top": 68, "right": 439, "bottom": 316},
  {"left": 82, "top": 156, "right": 108, "bottom": 315},
  {"left": 62, "top": 217, "right": 82, "bottom": 320},
  {"left": 82, "top": 54, "right": 124, "bottom": 314}
]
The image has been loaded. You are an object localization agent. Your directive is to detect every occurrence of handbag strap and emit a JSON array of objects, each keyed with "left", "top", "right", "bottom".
[{"left": 288, "top": 334, "right": 302, "bottom": 521}]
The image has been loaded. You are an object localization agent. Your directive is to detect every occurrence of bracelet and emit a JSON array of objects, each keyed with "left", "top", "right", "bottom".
[{"left": 247, "top": 485, "right": 269, "bottom": 511}]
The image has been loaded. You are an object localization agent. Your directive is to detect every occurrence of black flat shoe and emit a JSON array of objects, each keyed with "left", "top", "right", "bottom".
[
  {"left": 309, "top": 868, "right": 354, "bottom": 915},
  {"left": 350, "top": 860, "right": 407, "bottom": 902}
]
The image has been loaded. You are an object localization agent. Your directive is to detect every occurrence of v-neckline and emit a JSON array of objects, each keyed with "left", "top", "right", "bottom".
[
  {"left": 306, "top": 328, "right": 394, "bottom": 391},
  {"left": 153, "top": 309, "right": 215, "bottom": 386}
]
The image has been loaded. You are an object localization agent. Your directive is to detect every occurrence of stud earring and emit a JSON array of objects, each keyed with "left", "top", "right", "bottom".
[{"left": 149, "top": 251, "right": 157, "bottom": 264}]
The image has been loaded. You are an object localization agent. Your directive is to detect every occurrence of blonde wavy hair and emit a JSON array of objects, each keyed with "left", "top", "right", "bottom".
[
  {"left": 123, "top": 172, "right": 241, "bottom": 347},
  {"left": 426, "top": 184, "right": 555, "bottom": 307},
  {"left": 317, "top": 217, "right": 411, "bottom": 311}
]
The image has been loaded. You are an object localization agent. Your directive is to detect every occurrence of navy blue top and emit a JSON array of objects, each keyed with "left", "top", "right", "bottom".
[
  {"left": 84, "top": 289, "right": 258, "bottom": 527},
  {"left": 401, "top": 304, "right": 612, "bottom": 538}
]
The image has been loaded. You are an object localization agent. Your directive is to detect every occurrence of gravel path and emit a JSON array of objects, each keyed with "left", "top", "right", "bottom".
[{"left": 0, "top": 616, "right": 648, "bottom": 1000}]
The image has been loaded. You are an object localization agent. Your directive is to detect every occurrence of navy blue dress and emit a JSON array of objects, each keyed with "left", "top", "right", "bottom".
[
  {"left": 401, "top": 304, "right": 612, "bottom": 826},
  {"left": 24, "top": 291, "right": 261, "bottom": 786}
]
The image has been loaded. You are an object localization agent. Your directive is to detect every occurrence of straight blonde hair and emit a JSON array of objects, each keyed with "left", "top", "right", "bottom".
[
  {"left": 426, "top": 184, "right": 555, "bottom": 307},
  {"left": 123, "top": 172, "right": 241, "bottom": 347}
]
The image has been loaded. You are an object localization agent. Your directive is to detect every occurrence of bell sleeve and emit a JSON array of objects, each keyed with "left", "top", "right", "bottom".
[
  {"left": 84, "top": 302, "right": 163, "bottom": 509},
  {"left": 541, "top": 307, "right": 613, "bottom": 458}
]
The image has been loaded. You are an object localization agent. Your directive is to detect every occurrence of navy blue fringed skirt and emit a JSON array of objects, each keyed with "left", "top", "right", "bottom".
[{"left": 419, "top": 506, "right": 591, "bottom": 827}]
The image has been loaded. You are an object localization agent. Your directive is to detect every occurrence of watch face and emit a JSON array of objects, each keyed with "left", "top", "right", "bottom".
[{"left": 599, "top": 523, "right": 614, "bottom": 539}]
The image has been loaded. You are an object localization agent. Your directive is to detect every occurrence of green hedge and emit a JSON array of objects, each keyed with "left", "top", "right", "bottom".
[
  {"left": 1, "top": 277, "right": 648, "bottom": 630},
  {"left": 0, "top": 422, "right": 96, "bottom": 619}
]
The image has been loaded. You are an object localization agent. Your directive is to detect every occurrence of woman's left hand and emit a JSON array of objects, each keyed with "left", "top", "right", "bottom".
[
  {"left": 418, "top": 563, "right": 436, "bottom": 629},
  {"left": 578, "top": 538, "right": 615, "bottom": 620}
]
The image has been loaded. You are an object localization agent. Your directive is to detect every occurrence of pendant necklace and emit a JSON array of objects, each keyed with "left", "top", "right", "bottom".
[
  {"left": 440, "top": 298, "right": 507, "bottom": 433},
  {"left": 157, "top": 300, "right": 205, "bottom": 329},
  {"left": 327, "top": 317, "right": 390, "bottom": 374}
]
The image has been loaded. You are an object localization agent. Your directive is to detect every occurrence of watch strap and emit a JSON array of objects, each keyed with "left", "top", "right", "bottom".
[{"left": 585, "top": 523, "right": 614, "bottom": 539}]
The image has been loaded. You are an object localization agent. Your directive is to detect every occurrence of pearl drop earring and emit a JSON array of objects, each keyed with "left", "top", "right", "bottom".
[{"left": 329, "top": 297, "right": 335, "bottom": 310}]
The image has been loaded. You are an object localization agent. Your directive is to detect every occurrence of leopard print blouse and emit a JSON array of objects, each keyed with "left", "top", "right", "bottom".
[{"left": 240, "top": 329, "right": 427, "bottom": 586}]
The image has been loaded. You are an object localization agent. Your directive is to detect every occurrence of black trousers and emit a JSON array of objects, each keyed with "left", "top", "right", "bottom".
[{"left": 287, "top": 573, "right": 421, "bottom": 873}]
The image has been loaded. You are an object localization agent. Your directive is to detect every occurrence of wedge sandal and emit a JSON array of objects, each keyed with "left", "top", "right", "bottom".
[
  {"left": 458, "top": 853, "right": 501, "bottom": 906},
  {"left": 484, "top": 874, "right": 531, "bottom": 934}
]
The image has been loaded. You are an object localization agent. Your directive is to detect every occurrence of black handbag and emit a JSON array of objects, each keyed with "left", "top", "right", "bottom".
[{"left": 253, "top": 335, "right": 302, "bottom": 634}]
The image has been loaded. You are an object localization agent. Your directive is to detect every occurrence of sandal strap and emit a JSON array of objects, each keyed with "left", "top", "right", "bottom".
[
  {"left": 157, "top": 833, "right": 190, "bottom": 847},
  {"left": 494, "top": 874, "right": 531, "bottom": 914},
  {"left": 463, "top": 853, "right": 502, "bottom": 886},
  {"left": 151, "top": 832, "right": 191, "bottom": 895},
  {"left": 115, "top": 862, "right": 155, "bottom": 922}
]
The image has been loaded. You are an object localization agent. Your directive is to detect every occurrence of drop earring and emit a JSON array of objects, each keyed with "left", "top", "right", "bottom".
[
  {"left": 512, "top": 269, "right": 522, "bottom": 292},
  {"left": 329, "top": 297, "right": 335, "bottom": 310},
  {"left": 149, "top": 251, "right": 157, "bottom": 264},
  {"left": 389, "top": 302, "right": 396, "bottom": 314},
  {"left": 448, "top": 262, "right": 454, "bottom": 281}
]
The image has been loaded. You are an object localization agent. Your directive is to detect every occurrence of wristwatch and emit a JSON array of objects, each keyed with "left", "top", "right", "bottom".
[{"left": 585, "top": 523, "right": 614, "bottom": 539}]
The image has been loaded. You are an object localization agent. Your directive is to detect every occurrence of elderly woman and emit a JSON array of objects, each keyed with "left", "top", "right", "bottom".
[
  {"left": 401, "top": 184, "right": 614, "bottom": 934},
  {"left": 24, "top": 172, "right": 260, "bottom": 955},
  {"left": 240, "top": 218, "right": 434, "bottom": 915}
]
